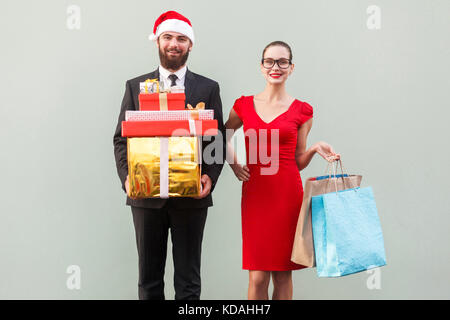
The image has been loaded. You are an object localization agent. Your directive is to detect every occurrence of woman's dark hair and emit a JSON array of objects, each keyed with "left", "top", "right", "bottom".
[{"left": 262, "top": 41, "right": 293, "bottom": 61}]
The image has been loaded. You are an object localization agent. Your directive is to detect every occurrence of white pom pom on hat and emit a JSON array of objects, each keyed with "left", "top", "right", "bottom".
[{"left": 149, "top": 10, "right": 195, "bottom": 43}]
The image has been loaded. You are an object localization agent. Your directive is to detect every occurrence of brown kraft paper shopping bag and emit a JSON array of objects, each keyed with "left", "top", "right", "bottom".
[{"left": 291, "top": 163, "right": 362, "bottom": 267}]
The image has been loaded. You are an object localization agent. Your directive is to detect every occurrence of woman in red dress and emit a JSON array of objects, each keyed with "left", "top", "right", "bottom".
[{"left": 225, "top": 41, "right": 340, "bottom": 300}]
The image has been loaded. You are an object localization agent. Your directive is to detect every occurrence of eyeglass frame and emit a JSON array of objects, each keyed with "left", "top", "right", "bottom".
[{"left": 261, "top": 58, "right": 292, "bottom": 69}]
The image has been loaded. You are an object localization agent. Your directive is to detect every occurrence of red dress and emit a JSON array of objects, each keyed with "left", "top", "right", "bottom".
[{"left": 232, "top": 95, "right": 313, "bottom": 271}]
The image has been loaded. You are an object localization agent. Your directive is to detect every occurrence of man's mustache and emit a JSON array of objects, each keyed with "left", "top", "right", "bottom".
[{"left": 166, "top": 48, "right": 182, "bottom": 53}]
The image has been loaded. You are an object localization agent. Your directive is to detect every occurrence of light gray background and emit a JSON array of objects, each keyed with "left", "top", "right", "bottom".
[{"left": 1, "top": 0, "right": 449, "bottom": 299}]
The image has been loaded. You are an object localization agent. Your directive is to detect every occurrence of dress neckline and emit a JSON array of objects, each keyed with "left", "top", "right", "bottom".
[{"left": 252, "top": 96, "right": 297, "bottom": 125}]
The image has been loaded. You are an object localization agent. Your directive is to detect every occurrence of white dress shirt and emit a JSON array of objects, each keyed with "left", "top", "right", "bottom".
[{"left": 158, "top": 65, "right": 187, "bottom": 90}]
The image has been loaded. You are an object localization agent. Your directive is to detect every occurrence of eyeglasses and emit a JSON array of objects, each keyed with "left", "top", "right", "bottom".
[{"left": 261, "top": 58, "right": 292, "bottom": 69}]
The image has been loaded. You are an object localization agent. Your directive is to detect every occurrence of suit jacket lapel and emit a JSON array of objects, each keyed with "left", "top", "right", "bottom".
[
  {"left": 147, "top": 68, "right": 160, "bottom": 82},
  {"left": 184, "top": 68, "right": 196, "bottom": 106},
  {"left": 153, "top": 68, "right": 160, "bottom": 82}
]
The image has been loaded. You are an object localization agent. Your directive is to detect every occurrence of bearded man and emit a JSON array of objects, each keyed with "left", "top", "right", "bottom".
[{"left": 113, "top": 11, "right": 225, "bottom": 300}]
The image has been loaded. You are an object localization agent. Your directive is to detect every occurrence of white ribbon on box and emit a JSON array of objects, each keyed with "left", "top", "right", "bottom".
[
  {"left": 159, "top": 137, "right": 169, "bottom": 198},
  {"left": 188, "top": 119, "right": 196, "bottom": 136}
]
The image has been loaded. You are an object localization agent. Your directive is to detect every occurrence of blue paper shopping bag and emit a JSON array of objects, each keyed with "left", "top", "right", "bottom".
[{"left": 311, "top": 186, "right": 386, "bottom": 277}]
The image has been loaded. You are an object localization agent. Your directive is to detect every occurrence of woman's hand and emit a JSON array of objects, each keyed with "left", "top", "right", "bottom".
[
  {"left": 313, "top": 141, "right": 341, "bottom": 162},
  {"left": 230, "top": 163, "right": 250, "bottom": 181}
]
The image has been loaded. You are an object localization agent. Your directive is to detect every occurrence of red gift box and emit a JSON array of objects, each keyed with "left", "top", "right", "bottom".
[
  {"left": 122, "top": 120, "right": 218, "bottom": 137},
  {"left": 139, "top": 93, "right": 186, "bottom": 111}
]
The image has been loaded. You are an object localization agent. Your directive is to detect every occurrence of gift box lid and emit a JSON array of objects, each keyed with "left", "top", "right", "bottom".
[
  {"left": 138, "top": 92, "right": 185, "bottom": 102},
  {"left": 122, "top": 120, "right": 218, "bottom": 137}
]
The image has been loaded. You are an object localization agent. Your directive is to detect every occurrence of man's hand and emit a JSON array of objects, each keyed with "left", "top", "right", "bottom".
[
  {"left": 194, "top": 174, "right": 212, "bottom": 199},
  {"left": 125, "top": 175, "right": 130, "bottom": 196}
]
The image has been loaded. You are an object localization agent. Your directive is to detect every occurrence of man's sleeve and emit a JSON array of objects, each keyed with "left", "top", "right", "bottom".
[
  {"left": 113, "top": 80, "right": 134, "bottom": 192},
  {"left": 202, "top": 82, "right": 226, "bottom": 193}
]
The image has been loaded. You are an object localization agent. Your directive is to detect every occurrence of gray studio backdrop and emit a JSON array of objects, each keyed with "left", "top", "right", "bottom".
[{"left": 1, "top": 0, "right": 449, "bottom": 299}]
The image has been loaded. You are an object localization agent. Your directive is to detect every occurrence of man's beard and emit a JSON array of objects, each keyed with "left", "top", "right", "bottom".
[{"left": 159, "top": 47, "right": 189, "bottom": 70}]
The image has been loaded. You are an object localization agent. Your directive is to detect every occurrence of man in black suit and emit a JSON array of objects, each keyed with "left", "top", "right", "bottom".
[{"left": 113, "top": 11, "right": 225, "bottom": 300}]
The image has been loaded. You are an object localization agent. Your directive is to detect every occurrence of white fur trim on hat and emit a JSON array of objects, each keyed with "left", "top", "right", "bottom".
[{"left": 149, "top": 19, "right": 195, "bottom": 43}]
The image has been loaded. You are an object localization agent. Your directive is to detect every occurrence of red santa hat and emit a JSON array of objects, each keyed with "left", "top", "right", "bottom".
[{"left": 149, "top": 11, "right": 195, "bottom": 44}]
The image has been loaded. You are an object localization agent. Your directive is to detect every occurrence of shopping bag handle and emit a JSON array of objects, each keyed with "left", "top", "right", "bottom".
[
  {"left": 324, "top": 159, "right": 355, "bottom": 193},
  {"left": 324, "top": 159, "right": 346, "bottom": 178},
  {"left": 323, "top": 161, "right": 338, "bottom": 192}
]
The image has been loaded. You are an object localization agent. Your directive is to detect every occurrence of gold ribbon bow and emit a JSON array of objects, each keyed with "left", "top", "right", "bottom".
[
  {"left": 187, "top": 102, "right": 205, "bottom": 110},
  {"left": 187, "top": 102, "right": 205, "bottom": 120}
]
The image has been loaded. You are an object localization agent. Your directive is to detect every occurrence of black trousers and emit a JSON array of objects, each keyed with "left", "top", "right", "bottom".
[{"left": 131, "top": 203, "right": 208, "bottom": 300}]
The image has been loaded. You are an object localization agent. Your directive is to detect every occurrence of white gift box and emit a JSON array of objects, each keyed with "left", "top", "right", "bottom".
[{"left": 125, "top": 109, "right": 214, "bottom": 121}]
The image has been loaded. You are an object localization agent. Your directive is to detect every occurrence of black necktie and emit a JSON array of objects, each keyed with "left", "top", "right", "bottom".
[{"left": 168, "top": 74, "right": 178, "bottom": 87}]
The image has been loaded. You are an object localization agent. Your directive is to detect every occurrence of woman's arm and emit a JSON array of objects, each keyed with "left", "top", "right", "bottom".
[
  {"left": 295, "top": 119, "right": 316, "bottom": 171},
  {"left": 225, "top": 109, "right": 250, "bottom": 181},
  {"left": 225, "top": 108, "right": 243, "bottom": 164},
  {"left": 295, "top": 118, "right": 341, "bottom": 171}
]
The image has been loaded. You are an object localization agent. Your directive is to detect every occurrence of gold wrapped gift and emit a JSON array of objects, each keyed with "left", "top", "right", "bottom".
[{"left": 127, "top": 137, "right": 201, "bottom": 199}]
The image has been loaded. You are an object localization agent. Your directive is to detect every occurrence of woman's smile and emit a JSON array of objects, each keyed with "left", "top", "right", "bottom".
[{"left": 269, "top": 73, "right": 282, "bottom": 78}]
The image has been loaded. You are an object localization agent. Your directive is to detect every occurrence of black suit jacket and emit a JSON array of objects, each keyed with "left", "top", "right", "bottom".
[{"left": 113, "top": 68, "right": 225, "bottom": 209}]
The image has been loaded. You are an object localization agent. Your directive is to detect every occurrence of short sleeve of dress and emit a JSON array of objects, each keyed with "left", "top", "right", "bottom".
[
  {"left": 232, "top": 95, "right": 246, "bottom": 122},
  {"left": 298, "top": 101, "right": 313, "bottom": 124}
]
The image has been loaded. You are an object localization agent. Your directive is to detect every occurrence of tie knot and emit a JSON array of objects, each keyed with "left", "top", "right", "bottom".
[{"left": 168, "top": 74, "right": 178, "bottom": 87}]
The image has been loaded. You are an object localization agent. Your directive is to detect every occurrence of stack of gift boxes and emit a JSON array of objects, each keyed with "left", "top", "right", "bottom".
[{"left": 121, "top": 79, "right": 218, "bottom": 199}]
